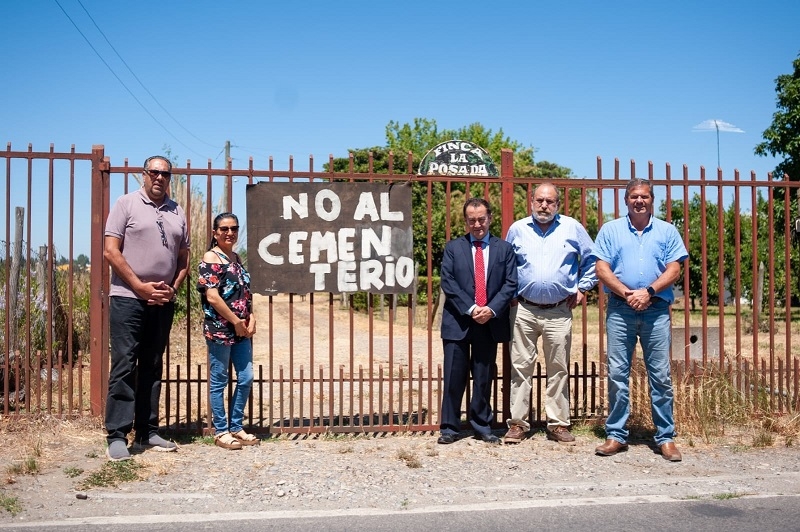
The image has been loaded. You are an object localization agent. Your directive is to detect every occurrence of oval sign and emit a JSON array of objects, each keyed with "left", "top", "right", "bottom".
[{"left": 418, "top": 140, "right": 498, "bottom": 177}]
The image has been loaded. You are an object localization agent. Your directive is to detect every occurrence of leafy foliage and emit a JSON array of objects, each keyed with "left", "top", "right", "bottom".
[
  {"left": 324, "top": 118, "right": 574, "bottom": 275},
  {"left": 755, "top": 52, "right": 800, "bottom": 183},
  {"left": 753, "top": 52, "right": 800, "bottom": 305},
  {"left": 78, "top": 459, "right": 143, "bottom": 489},
  {"left": 662, "top": 190, "right": 796, "bottom": 308}
]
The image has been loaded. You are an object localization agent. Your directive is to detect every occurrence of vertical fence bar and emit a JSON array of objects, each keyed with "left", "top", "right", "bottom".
[
  {"left": 3, "top": 145, "right": 10, "bottom": 415},
  {"left": 66, "top": 148, "right": 75, "bottom": 413},
  {"left": 733, "top": 169, "right": 743, "bottom": 391},
  {"left": 387, "top": 296, "right": 395, "bottom": 429},
  {"left": 717, "top": 167, "right": 726, "bottom": 369},
  {"left": 751, "top": 171, "right": 760, "bottom": 367},
  {"left": 46, "top": 146, "right": 55, "bottom": 411},
  {"left": 767, "top": 173, "right": 776, "bottom": 411},
  {"left": 785, "top": 184, "right": 793, "bottom": 394},
  {"left": 328, "top": 293, "right": 335, "bottom": 428},
  {"left": 308, "top": 293, "right": 315, "bottom": 429},
  {"left": 595, "top": 157, "right": 606, "bottom": 412},
  {"left": 26, "top": 147, "right": 37, "bottom": 412}
]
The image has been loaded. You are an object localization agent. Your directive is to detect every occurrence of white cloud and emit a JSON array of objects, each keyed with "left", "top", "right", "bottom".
[{"left": 692, "top": 119, "right": 745, "bottom": 133}]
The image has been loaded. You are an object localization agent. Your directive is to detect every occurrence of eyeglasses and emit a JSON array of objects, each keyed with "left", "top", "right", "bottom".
[
  {"left": 156, "top": 219, "right": 168, "bottom": 247},
  {"left": 466, "top": 217, "right": 488, "bottom": 226},
  {"left": 145, "top": 169, "right": 172, "bottom": 179},
  {"left": 533, "top": 198, "right": 558, "bottom": 206},
  {"left": 217, "top": 225, "right": 239, "bottom": 233}
]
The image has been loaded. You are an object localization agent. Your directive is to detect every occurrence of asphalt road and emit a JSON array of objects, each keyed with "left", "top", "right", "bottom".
[{"left": 3, "top": 493, "right": 798, "bottom": 532}]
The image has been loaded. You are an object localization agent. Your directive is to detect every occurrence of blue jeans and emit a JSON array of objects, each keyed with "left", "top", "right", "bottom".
[
  {"left": 604, "top": 297, "right": 675, "bottom": 445},
  {"left": 208, "top": 339, "right": 254, "bottom": 435}
]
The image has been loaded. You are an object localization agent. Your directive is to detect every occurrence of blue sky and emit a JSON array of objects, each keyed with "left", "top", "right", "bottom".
[{"left": 2, "top": 0, "right": 799, "bottom": 255}]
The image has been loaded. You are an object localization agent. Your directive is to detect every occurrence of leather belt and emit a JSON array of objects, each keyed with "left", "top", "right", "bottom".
[{"left": 517, "top": 296, "right": 568, "bottom": 309}]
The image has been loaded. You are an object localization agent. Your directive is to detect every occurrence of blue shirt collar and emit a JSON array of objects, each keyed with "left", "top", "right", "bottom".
[
  {"left": 529, "top": 213, "right": 560, "bottom": 234},
  {"left": 625, "top": 214, "right": 654, "bottom": 233},
  {"left": 470, "top": 234, "right": 491, "bottom": 246}
]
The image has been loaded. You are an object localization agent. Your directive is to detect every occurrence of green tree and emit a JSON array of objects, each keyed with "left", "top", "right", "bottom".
[
  {"left": 325, "top": 118, "right": 576, "bottom": 274},
  {"left": 755, "top": 52, "right": 800, "bottom": 183},
  {"left": 662, "top": 195, "right": 721, "bottom": 309},
  {"left": 76, "top": 253, "right": 90, "bottom": 270},
  {"left": 666, "top": 191, "right": 792, "bottom": 310},
  {"left": 754, "top": 52, "right": 800, "bottom": 305}
]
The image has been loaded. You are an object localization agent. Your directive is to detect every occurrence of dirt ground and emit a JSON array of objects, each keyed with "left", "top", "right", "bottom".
[
  {"left": 169, "top": 293, "right": 442, "bottom": 372},
  {"left": 1, "top": 416, "right": 800, "bottom": 524}
]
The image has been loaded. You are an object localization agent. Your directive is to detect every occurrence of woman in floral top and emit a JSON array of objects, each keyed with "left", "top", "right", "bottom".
[{"left": 197, "top": 212, "right": 259, "bottom": 450}]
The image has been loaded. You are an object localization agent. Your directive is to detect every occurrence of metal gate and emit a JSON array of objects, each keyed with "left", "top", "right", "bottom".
[{"left": 2, "top": 143, "right": 799, "bottom": 434}]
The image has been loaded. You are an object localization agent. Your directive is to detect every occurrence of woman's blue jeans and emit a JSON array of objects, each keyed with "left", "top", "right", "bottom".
[
  {"left": 208, "top": 339, "right": 253, "bottom": 435},
  {"left": 604, "top": 297, "right": 676, "bottom": 446}
]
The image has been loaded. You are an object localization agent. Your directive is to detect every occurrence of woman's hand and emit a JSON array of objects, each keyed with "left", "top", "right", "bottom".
[
  {"left": 246, "top": 315, "right": 257, "bottom": 337},
  {"left": 233, "top": 319, "right": 249, "bottom": 338}
]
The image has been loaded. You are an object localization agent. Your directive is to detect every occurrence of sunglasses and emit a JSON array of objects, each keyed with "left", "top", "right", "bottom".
[
  {"left": 217, "top": 226, "right": 239, "bottom": 233},
  {"left": 156, "top": 219, "right": 168, "bottom": 247},
  {"left": 145, "top": 169, "right": 172, "bottom": 179}
]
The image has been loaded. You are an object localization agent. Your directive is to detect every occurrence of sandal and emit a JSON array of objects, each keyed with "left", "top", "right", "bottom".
[
  {"left": 231, "top": 429, "right": 260, "bottom": 446},
  {"left": 214, "top": 432, "right": 242, "bottom": 450}
]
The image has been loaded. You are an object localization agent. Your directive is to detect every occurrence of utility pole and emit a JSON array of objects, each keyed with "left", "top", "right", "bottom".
[
  {"left": 692, "top": 119, "right": 744, "bottom": 170},
  {"left": 223, "top": 140, "right": 231, "bottom": 211}
]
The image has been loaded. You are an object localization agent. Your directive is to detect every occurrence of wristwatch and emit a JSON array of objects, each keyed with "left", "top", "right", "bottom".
[{"left": 646, "top": 286, "right": 655, "bottom": 297}]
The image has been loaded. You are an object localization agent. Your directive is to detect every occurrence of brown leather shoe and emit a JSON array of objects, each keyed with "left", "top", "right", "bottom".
[
  {"left": 595, "top": 439, "right": 628, "bottom": 456},
  {"left": 659, "top": 441, "right": 682, "bottom": 462},
  {"left": 546, "top": 426, "right": 576, "bottom": 443},
  {"left": 503, "top": 424, "right": 526, "bottom": 444}
]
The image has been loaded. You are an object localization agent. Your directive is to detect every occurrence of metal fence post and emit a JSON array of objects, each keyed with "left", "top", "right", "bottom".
[
  {"left": 89, "top": 145, "right": 109, "bottom": 416},
  {"left": 500, "top": 148, "right": 515, "bottom": 424}
]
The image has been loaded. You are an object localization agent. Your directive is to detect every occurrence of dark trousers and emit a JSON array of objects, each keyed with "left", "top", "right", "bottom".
[
  {"left": 105, "top": 296, "right": 174, "bottom": 444},
  {"left": 440, "top": 325, "right": 498, "bottom": 436}
]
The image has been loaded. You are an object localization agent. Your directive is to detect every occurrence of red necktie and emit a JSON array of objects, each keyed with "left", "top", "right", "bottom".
[{"left": 474, "top": 240, "right": 487, "bottom": 306}]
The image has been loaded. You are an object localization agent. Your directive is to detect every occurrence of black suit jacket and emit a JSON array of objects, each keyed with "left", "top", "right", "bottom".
[{"left": 440, "top": 234, "right": 517, "bottom": 342}]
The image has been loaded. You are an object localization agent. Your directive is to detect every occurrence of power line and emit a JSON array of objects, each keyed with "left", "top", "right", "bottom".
[
  {"left": 74, "top": 0, "right": 219, "bottom": 151},
  {"left": 53, "top": 0, "right": 210, "bottom": 160}
]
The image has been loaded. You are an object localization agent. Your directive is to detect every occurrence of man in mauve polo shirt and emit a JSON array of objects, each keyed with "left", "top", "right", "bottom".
[
  {"left": 504, "top": 183, "right": 596, "bottom": 445},
  {"left": 103, "top": 155, "right": 190, "bottom": 461}
]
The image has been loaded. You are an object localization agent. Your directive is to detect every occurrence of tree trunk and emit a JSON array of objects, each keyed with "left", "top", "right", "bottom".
[{"left": 8, "top": 207, "right": 24, "bottom": 355}]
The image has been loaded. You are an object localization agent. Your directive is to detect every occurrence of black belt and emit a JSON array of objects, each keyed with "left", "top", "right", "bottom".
[{"left": 517, "top": 296, "right": 568, "bottom": 309}]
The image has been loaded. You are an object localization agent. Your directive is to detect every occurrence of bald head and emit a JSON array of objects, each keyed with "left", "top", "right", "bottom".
[{"left": 531, "top": 183, "right": 560, "bottom": 226}]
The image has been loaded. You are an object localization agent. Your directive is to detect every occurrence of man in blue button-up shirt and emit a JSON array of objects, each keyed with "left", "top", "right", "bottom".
[
  {"left": 591, "top": 178, "right": 688, "bottom": 462},
  {"left": 504, "top": 183, "right": 597, "bottom": 444}
]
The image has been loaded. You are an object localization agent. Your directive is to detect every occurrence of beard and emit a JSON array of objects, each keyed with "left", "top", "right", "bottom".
[{"left": 534, "top": 211, "right": 556, "bottom": 224}]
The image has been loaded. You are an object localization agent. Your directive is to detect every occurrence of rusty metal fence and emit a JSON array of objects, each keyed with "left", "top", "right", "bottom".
[{"left": 2, "top": 143, "right": 799, "bottom": 434}]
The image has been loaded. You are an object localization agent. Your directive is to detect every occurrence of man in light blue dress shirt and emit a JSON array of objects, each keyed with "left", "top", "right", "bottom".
[
  {"left": 591, "top": 178, "right": 688, "bottom": 462},
  {"left": 504, "top": 183, "right": 597, "bottom": 444}
]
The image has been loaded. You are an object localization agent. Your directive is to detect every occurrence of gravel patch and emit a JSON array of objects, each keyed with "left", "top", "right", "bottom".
[{"left": 2, "top": 424, "right": 800, "bottom": 524}]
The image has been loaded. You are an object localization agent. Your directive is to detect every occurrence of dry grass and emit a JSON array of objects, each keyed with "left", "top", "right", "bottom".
[
  {"left": 620, "top": 361, "right": 800, "bottom": 448},
  {"left": 396, "top": 448, "right": 422, "bottom": 468},
  {"left": 0, "top": 415, "right": 104, "bottom": 491}
]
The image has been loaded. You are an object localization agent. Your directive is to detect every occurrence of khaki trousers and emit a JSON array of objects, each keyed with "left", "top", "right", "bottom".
[{"left": 507, "top": 301, "right": 572, "bottom": 430}]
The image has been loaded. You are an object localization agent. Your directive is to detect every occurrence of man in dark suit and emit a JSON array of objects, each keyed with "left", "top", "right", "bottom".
[{"left": 438, "top": 197, "right": 518, "bottom": 444}]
